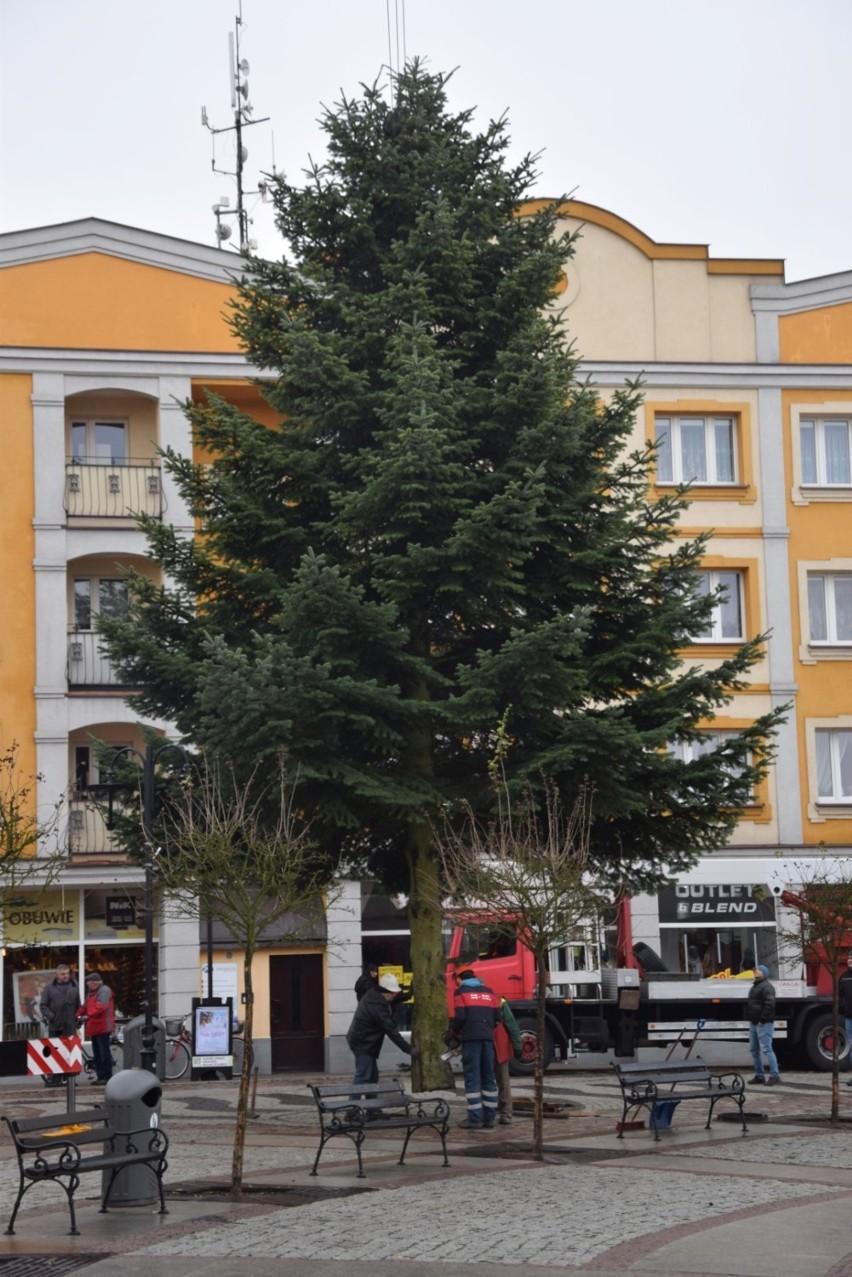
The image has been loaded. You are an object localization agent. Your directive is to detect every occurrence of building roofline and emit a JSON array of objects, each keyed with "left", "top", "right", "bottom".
[
  {"left": 0, "top": 217, "right": 246, "bottom": 284},
  {"left": 521, "top": 199, "right": 786, "bottom": 277}
]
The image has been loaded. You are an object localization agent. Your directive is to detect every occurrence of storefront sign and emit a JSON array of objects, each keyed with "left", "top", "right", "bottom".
[
  {"left": 1, "top": 891, "right": 79, "bottom": 944},
  {"left": 659, "top": 884, "right": 776, "bottom": 925},
  {"left": 105, "top": 897, "right": 137, "bottom": 930}
]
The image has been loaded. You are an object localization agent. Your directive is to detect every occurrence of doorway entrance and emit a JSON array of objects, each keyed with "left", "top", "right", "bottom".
[{"left": 268, "top": 954, "right": 324, "bottom": 1071}]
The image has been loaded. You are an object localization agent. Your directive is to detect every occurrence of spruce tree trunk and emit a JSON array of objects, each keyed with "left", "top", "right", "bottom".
[{"left": 407, "top": 822, "right": 446, "bottom": 1091}]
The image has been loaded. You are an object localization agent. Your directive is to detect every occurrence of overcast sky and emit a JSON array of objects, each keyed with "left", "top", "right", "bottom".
[{"left": 1, "top": 0, "right": 849, "bottom": 283}]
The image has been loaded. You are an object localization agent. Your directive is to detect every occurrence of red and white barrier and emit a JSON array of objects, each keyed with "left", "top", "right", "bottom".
[{"left": 26, "top": 1036, "right": 83, "bottom": 1077}]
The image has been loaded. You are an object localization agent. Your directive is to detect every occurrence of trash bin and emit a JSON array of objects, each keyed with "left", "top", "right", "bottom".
[
  {"left": 102, "top": 1068, "right": 163, "bottom": 1206},
  {"left": 122, "top": 1015, "right": 166, "bottom": 1079}
]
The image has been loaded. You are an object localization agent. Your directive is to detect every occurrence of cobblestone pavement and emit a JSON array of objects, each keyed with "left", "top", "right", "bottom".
[{"left": 1, "top": 1065, "right": 851, "bottom": 1276}]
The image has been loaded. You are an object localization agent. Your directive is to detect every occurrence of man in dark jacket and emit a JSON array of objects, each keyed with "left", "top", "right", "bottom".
[
  {"left": 450, "top": 968, "right": 502, "bottom": 1129},
  {"left": 746, "top": 963, "right": 780, "bottom": 1085},
  {"left": 347, "top": 973, "right": 415, "bottom": 1090},
  {"left": 839, "top": 952, "right": 852, "bottom": 1086},
  {"left": 39, "top": 965, "right": 79, "bottom": 1036},
  {"left": 354, "top": 964, "right": 379, "bottom": 1001}
]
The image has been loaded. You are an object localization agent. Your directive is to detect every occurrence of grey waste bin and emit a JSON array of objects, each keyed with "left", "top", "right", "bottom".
[
  {"left": 102, "top": 1068, "right": 163, "bottom": 1206},
  {"left": 122, "top": 1015, "right": 165, "bottom": 1079}
]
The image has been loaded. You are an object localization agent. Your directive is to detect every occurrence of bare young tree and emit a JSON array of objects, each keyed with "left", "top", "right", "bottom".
[
  {"left": 159, "top": 757, "right": 332, "bottom": 1192},
  {"left": 0, "top": 741, "right": 66, "bottom": 889},
  {"left": 774, "top": 855, "right": 852, "bottom": 1122},
  {"left": 436, "top": 778, "right": 609, "bottom": 1158}
]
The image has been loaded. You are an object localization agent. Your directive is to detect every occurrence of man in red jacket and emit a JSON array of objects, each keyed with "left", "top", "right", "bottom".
[
  {"left": 78, "top": 971, "right": 115, "bottom": 1083},
  {"left": 450, "top": 969, "right": 502, "bottom": 1130}
]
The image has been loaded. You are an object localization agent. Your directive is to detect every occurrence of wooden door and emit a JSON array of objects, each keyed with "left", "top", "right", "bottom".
[{"left": 269, "top": 954, "right": 325, "bottom": 1071}]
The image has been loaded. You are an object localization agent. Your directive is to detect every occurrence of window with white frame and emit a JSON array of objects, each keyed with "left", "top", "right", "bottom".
[
  {"left": 73, "top": 578, "right": 129, "bottom": 630},
  {"left": 800, "top": 418, "right": 852, "bottom": 487},
  {"left": 815, "top": 729, "right": 852, "bottom": 800},
  {"left": 655, "top": 415, "right": 736, "bottom": 485},
  {"left": 694, "top": 569, "right": 744, "bottom": 641},
  {"left": 70, "top": 420, "right": 127, "bottom": 465},
  {"left": 669, "top": 730, "right": 752, "bottom": 794},
  {"left": 807, "top": 573, "right": 852, "bottom": 643}
]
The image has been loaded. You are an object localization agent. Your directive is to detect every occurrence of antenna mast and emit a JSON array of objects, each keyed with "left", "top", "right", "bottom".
[{"left": 201, "top": 3, "right": 271, "bottom": 250}]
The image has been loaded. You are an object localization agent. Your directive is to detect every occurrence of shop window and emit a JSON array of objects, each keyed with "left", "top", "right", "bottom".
[{"left": 659, "top": 928, "right": 777, "bottom": 978}]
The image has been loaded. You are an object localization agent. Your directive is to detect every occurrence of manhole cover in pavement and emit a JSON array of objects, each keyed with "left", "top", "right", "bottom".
[{"left": 0, "top": 1258, "right": 107, "bottom": 1276}]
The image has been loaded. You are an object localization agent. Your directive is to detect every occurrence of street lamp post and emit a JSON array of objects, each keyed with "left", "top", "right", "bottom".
[{"left": 94, "top": 741, "right": 188, "bottom": 1075}]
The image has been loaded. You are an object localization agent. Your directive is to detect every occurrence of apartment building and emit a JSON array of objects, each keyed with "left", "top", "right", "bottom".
[
  {"left": 1, "top": 204, "right": 850, "bottom": 1069},
  {"left": 0, "top": 219, "right": 343, "bottom": 1071},
  {"left": 543, "top": 201, "right": 852, "bottom": 980}
]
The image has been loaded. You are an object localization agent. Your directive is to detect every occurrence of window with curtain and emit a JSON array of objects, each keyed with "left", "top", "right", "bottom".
[
  {"left": 808, "top": 573, "right": 852, "bottom": 643},
  {"left": 669, "top": 730, "right": 752, "bottom": 795},
  {"left": 694, "top": 569, "right": 744, "bottom": 641},
  {"left": 655, "top": 415, "right": 736, "bottom": 485},
  {"left": 800, "top": 418, "right": 852, "bottom": 486},
  {"left": 815, "top": 729, "right": 852, "bottom": 800}
]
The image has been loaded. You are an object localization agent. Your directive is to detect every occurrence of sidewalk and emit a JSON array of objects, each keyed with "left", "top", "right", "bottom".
[{"left": 0, "top": 1067, "right": 851, "bottom": 1276}]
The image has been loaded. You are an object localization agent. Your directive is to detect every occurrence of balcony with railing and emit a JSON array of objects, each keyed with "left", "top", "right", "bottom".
[
  {"left": 64, "top": 457, "right": 162, "bottom": 520},
  {"left": 66, "top": 630, "right": 139, "bottom": 691},
  {"left": 67, "top": 800, "right": 126, "bottom": 859}
]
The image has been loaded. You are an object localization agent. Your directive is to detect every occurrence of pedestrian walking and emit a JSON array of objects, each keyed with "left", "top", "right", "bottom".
[
  {"left": 78, "top": 971, "right": 115, "bottom": 1084},
  {"left": 450, "top": 968, "right": 501, "bottom": 1129},
  {"left": 354, "top": 964, "right": 379, "bottom": 1001},
  {"left": 746, "top": 963, "right": 780, "bottom": 1085},
  {"left": 839, "top": 952, "right": 852, "bottom": 1086},
  {"left": 346, "top": 972, "right": 416, "bottom": 1091},
  {"left": 494, "top": 997, "right": 523, "bottom": 1124},
  {"left": 39, "top": 964, "right": 79, "bottom": 1036}
]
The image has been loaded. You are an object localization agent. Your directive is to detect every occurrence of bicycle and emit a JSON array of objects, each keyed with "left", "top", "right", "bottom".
[
  {"left": 41, "top": 1023, "right": 124, "bottom": 1087},
  {"left": 81, "top": 1025, "right": 124, "bottom": 1080},
  {"left": 163, "top": 1014, "right": 192, "bottom": 1080}
]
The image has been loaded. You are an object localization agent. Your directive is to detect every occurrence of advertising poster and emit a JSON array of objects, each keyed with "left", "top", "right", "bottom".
[
  {"left": 192, "top": 1003, "right": 232, "bottom": 1067},
  {"left": 12, "top": 970, "right": 56, "bottom": 1026}
]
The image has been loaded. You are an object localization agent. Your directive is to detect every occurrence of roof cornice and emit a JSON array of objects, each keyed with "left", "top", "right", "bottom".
[{"left": 0, "top": 217, "right": 246, "bottom": 284}]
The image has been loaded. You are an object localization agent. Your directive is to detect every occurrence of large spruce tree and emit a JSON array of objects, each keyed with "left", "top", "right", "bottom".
[{"left": 102, "top": 64, "right": 783, "bottom": 1082}]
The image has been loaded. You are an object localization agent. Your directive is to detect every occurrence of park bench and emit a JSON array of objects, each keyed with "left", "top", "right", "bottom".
[
  {"left": 308, "top": 1078, "right": 450, "bottom": 1178},
  {"left": 3, "top": 1104, "right": 169, "bottom": 1235},
  {"left": 612, "top": 1057, "right": 748, "bottom": 1141}
]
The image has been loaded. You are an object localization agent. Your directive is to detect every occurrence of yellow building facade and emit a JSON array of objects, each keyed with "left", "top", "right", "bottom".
[
  {"left": 0, "top": 220, "right": 330, "bottom": 1071},
  {"left": 1, "top": 206, "right": 850, "bottom": 1064}
]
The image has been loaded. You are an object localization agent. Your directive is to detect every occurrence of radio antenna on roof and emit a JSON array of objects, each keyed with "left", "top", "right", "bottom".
[{"left": 200, "top": 2, "right": 273, "bottom": 251}]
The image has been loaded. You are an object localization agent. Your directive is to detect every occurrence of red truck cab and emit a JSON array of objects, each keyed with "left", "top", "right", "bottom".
[{"left": 444, "top": 917, "right": 537, "bottom": 1014}]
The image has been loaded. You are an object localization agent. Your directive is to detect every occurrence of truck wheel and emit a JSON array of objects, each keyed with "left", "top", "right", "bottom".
[
  {"left": 803, "top": 1012, "right": 850, "bottom": 1071},
  {"left": 510, "top": 1018, "right": 554, "bottom": 1076}
]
